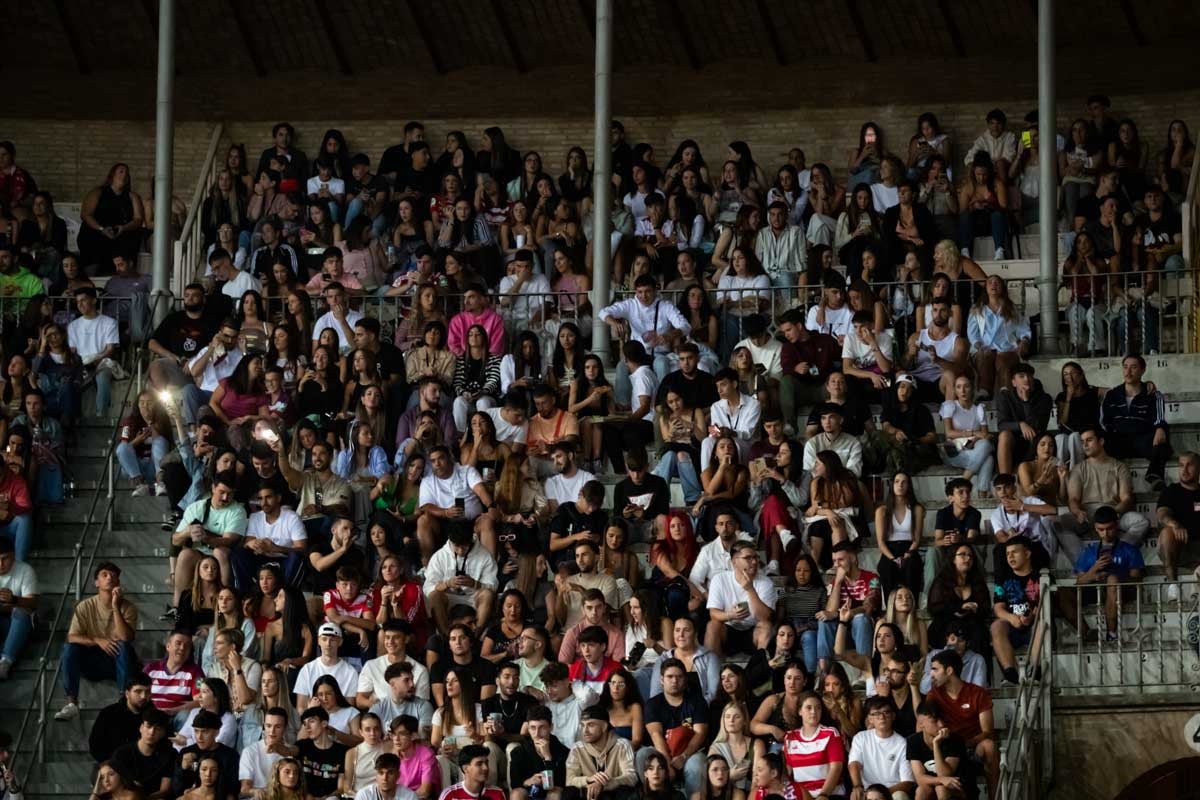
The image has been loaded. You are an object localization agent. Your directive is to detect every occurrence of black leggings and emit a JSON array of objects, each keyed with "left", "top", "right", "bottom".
[{"left": 600, "top": 418, "right": 654, "bottom": 473}]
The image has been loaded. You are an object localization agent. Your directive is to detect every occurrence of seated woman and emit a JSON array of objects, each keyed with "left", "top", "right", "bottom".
[
  {"left": 847, "top": 122, "right": 887, "bottom": 187},
  {"left": 864, "top": 375, "right": 938, "bottom": 477},
  {"left": 847, "top": 276, "right": 889, "bottom": 333},
  {"left": 967, "top": 275, "right": 1030, "bottom": 398},
  {"left": 882, "top": 179, "right": 938, "bottom": 273},
  {"left": 649, "top": 616, "right": 721, "bottom": 703},
  {"left": 623, "top": 589, "right": 671, "bottom": 699},
  {"left": 596, "top": 668, "right": 645, "bottom": 750},
  {"left": 834, "top": 184, "right": 883, "bottom": 283},
  {"left": 488, "top": 453, "right": 548, "bottom": 600},
  {"left": 820, "top": 664, "right": 863, "bottom": 741},
  {"left": 115, "top": 389, "right": 173, "bottom": 497},
  {"left": 926, "top": 542, "right": 991, "bottom": 653},
  {"left": 833, "top": 615, "right": 904, "bottom": 698},
  {"left": 1054, "top": 361, "right": 1101, "bottom": 470},
  {"left": 920, "top": 154, "right": 959, "bottom": 241},
  {"left": 1016, "top": 433, "right": 1068, "bottom": 508},
  {"left": 748, "top": 662, "right": 806, "bottom": 759},
  {"left": 710, "top": 204, "right": 759, "bottom": 276},
  {"left": 957, "top": 152, "right": 1010, "bottom": 260},
  {"left": 567, "top": 354, "right": 614, "bottom": 473},
  {"left": 430, "top": 670, "right": 490, "bottom": 782},
  {"left": 714, "top": 246, "right": 769, "bottom": 363},
  {"left": 676, "top": 287, "right": 721, "bottom": 373},
  {"left": 208, "top": 352, "right": 269, "bottom": 454},
  {"left": 803, "top": 450, "right": 866, "bottom": 569},
  {"left": 705, "top": 731, "right": 750, "bottom": 800},
  {"left": 333, "top": 420, "right": 390, "bottom": 524},
  {"left": 1061, "top": 230, "right": 1109, "bottom": 357},
  {"left": 296, "top": 345, "right": 344, "bottom": 422},
  {"left": 459, "top": 411, "right": 509, "bottom": 490},
  {"left": 695, "top": 435, "right": 752, "bottom": 540},
  {"left": 451, "top": 325, "right": 502, "bottom": 434},
  {"left": 939, "top": 373, "right": 996, "bottom": 493},
  {"left": 749, "top": 438, "right": 804, "bottom": 578},
  {"left": 652, "top": 389, "right": 705, "bottom": 506},
  {"left": 776, "top": 556, "right": 828, "bottom": 674},
  {"left": 341, "top": 348, "right": 387, "bottom": 418},
  {"left": 744, "top": 623, "right": 806, "bottom": 699},
  {"left": 803, "top": 164, "right": 844, "bottom": 249},
  {"left": 879, "top": 585, "right": 929, "bottom": 658},
  {"left": 873, "top": 472, "right": 925, "bottom": 599},
  {"left": 649, "top": 512, "right": 703, "bottom": 622}
]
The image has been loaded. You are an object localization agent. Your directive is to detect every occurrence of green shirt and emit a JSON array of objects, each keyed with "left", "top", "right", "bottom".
[
  {"left": 0, "top": 267, "right": 45, "bottom": 300},
  {"left": 176, "top": 497, "right": 248, "bottom": 553}
]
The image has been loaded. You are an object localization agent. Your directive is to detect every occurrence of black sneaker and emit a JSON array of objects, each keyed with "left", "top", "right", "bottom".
[
  {"left": 160, "top": 605, "right": 179, "bottom": 622},
  {"left": 161, "top": 510, "right": 181, "bottom": 532}
]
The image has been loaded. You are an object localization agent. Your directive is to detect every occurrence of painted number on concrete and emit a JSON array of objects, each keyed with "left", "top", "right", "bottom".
[{"left": 1183, "top": 713, "right": 1200, "bottom": 751}]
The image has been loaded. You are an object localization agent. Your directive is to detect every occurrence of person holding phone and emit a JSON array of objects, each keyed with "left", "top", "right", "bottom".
[{"left": 1072, "top": 505, "right": 1145, "bottom": 642}]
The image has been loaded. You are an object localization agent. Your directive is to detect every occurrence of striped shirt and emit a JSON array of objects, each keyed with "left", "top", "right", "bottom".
[
  {"left": 145, "top": 657, "right": 203, "bottom": 711},
  {"left": 323, "top": 589, "right": 375, "bottom": 621},
  {"left": 783, "top": 725, "right": 845, "bottom": 794},
  {"left": 778, "top": 585, "right": 829, "bottom": 627},
  {"left": 436, "top": 782, "right": 505, "bottom": 800}
]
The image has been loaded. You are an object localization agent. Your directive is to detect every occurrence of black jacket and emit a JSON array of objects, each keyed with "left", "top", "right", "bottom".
[
  {"left": 996, "top": 380, "right": 1053, "bottom": 433},
  {"left": 508, "top": 734, "right": 571, "bottom": 791}
]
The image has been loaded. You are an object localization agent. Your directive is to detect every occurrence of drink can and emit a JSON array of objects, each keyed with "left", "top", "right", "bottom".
[{"left": 541, "top": 770, "right": 553, "bottom": 790}]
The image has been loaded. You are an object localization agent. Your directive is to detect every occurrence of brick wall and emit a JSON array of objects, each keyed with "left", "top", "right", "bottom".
[{"left": 2, "top": 52, "right": 1197, "bottom": 208}]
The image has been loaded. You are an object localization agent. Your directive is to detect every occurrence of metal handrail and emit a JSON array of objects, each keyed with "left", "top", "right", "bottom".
[
  {"left": 10, "top": 293, "right": 168, "bottom": 786},
  {"left": 998, "top": 569, "right": 1054, "bottom": 800},
  {"left": 173, "top": 123, "right": 226, "bottom": 298}
]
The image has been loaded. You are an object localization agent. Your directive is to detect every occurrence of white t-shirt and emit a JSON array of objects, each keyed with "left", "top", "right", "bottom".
[
  {"left": 706, "top": 571, "right": 779, "bottom": 630},
  {"left": 307, "top": 176, "right": 346, "bottom": 197},
  {"left": 734, "top": 336, "right": 784, "bottom": 380},
  {"left": 313, "top": 309, "right": 365, "bottom": 354},
  {"left": 629, "top": 365, "right": 659, "bottom": 422},
  {"left": 548, "top": 695, "right": 581, "bottom": 746},
  {"left": 848, "top": 729, "right": 915, "bottom": 786},
  {"left": 842, "top": 329, "right": 893, "bottom": 371},
  {"left": 871, "top": 183, "right": 900, "bottom": 213},
  {"left": 498, "top": 272, "right": 551, "bottom": 322},
  {"left": 246, "top": 508, "right": 307, "bottom": 548},
  {"left": 805, "top": 304, "right": 854, "bottom": 340},
  {"left": 67, "top": 314, "right": 119, "bottom": 363},
  {"left": 0, "top": 561, "right": 37, "bottom": 597},
  {"left": 356, "top": 785, "right": 418, "bottom": 800},
  {"left": 418, "top": 465, "right": 483, "bottom": 519},
  {"left": 484, "top": 407, "right": 528, "bottom": 446},
  {"left": 188, "top": 345, "right": 243, "bottom": 392},
  {"left": 939, "top": 400, "right": 986, "bottom": 437},
  {"left": 238, "top": 741, "right": 284, "bottom": 788},
  {"left": 327, "top": 705, "right": 359, "bottom": 734},
  {"left": 544, "top": 469, "right": 595, "bottom": 507},
  {"left": 294, "top": 657, "right": 361, "bottom": 701},
  {"left": 356, "top": 654, "right": 431, "bottom": 703},
  {"left": 221, "top": 270, "right": 262, "bottom": 304}
]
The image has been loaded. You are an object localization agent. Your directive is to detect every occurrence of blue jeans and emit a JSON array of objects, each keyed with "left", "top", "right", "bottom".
[
  {"left": 0, "top": 608, "right": 32, "bottom": 663},
  {"left": 181, "top": 386, "right": 212, "bottom": 426},
  {"left": 614, "top": 353, "right": 671, "bottom": 407},
  {"left": 957, "top": 208, "right": 1009, "bottom": 254},
  {"left": 799, "top": 628, "right": 819, "bottom": 674},
  {"left": 232, "top": 548, "right": 306, "bottom": 593},
  {"left": 343, "top": 198, "right": 388, "bottom": 239},
  {"left": 940, "top": 438, "right": 995, "bottom": 490},
  {"left": 1112, "top": 300, "right": 1161, "bottom": 353},
  {"left": 61, "top": 639, "right": 137, "bottom": 699},
  {"left": 116, "top": 437, "right": 170, "bottom": 483},
  {"left": 93, "top": 366, "right": 113, "bottom": 417},
  {"left": 652, "top": 450, "right": 702, "bottom": 504},
  {"left": 818, "top": 614, "right": 873, "bottom": 661},
  {"left": 0, "top": 516, "right": 33, "bottom": 562}
]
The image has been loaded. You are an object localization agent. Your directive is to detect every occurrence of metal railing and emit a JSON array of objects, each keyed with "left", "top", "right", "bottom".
[
  {"left": 173, "top": 123, "right": 226, "bottom": 299},
  {"left": 1183, "top": 151, "right": 1200, "bottom": 350},
  {"left": 998, "top": 570, "right": 1055, "bottom": 800},
  {"left": 10, "top": 293, "right": 165, "bottom": 786},
  {"left": 1051, "top": 578, "right": 1200, "bottom": 694}
]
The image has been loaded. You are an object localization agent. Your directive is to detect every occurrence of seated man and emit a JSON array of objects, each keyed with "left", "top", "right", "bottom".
[
  {"left": 508, "top": 706, "right": 569, "bottom": 800},
  {"left": 1072, "top": 505, "right": 1145, "bottom": 641},
  {"left": 701, "top": 368, "right": 762, "bottom": 470},
  {"left": 484, "top": 391, "right": 529, "bottom": 452},
  {"left": 55, "top": 561, "right": 138, "bottom": 721},
  {"left": 802, "top": 403, "right": 863, "bottom": 478},
  {"left": 544, "top": 444, "right": 597, "bottom": 513},
  {"left": 558, "top": 589, "right": 625, "bottom": 665},
  {"left": 232, "top": 483, "right": 307, "bottom": 592},
  {"left": 110, "top": 707, "right": 176, "bottom": 800},
  {"left": 294, "top": 622, "right": 362, "bottom": 709},
  {"left": 819, "top": 542, "right": 880, "bottom": 663},
  {"left": 68, "top": 286, "right": 123, "bottom": 418},
  {"left": 172, "top": 709, "right": 241, "bottom": 800},
  {"left": 238, "top": 707, "right": 297, "bottom": 799},
  {"left": 417, "top": 446, "right": 496, "bottom": 569},
  {"left": 390, "top": 715, "right": 438, "bottom": 800},
  {"left": 145, "top": 630, "right": 204, "bottom": 720},
  {"left": 423, "top": 526, "right": 498, "bottom": 636},
  {"left": 599, "top": 273, "right": 690, "bottom": 404},
  {"left": 1059, "top": 426, "right": 1148, "bottom": 562},
  {"left": 1100, "top": 354, "right": 1172, "bottom": 492},
  {"left": 498, "top": 249, "right": 552, "bottom": 329},
  {"left": 447, "top": 285, "right": 506, "bottom": 357},
  {"left": 920, "top": 621, "right": 987, "bottom": 695},
  {"left": 323, "top": 564, "right": 378, "bottom": 662},
  {"left": 182, "top": 317, "right": 242, "bottom": 428},
  {"left": 439, "top": 745, "right": 505, "bottom": 800},
  {"left": 367, "top": 661, "right": 434, "bottom": 736},
  {"left": 567, "top": 626, "right": 624, "bottom": 704},
  {"left": 1157, "top": 451, "right": 1200, "bottom": 597},
  {"left": 480, "top": 661, "right": 536, "bottom": 769},
  {"left": 989, "top": 473, "right": 1056, "bottom": 569},
  {"left": 612, "top": 448, "right": 669, "bottom": 544},
  {"left": 805, "top": 270, "right": 854, "bottom": 343},
  {"left": 0, "top": 536, "right": 36, "bottom": 678},
  {"left": 305, "top": 247, "right": 363, "bottom": 297},
  {"left": 848, "top": 696, "right": 916, "bottom": 800},
  {"left": 926, "top": 649, "right": 997, "bottom": 795},
  {"left": 169, "top": 470, "right": 246, "bottom": 616},
  {"left": 704, "top": 541, "right": 776, "bottom": 657},
  {"left": 906, "top": 701, "right": 972, "bottom": 800},
  {"left": 526, "top": 385, "right": 580, "bottom": 479},
  {"left": 547, "top": 481, "right": 607, "bottom": 573},
  {"left": 564, "top": 706, "right": 638, "bottom": 800},
  {"left": 357, "top": 620, "right": 432, "bottom": 708},
  {"left": 296, "top": 707, "right": 350, "bottom": 800},
  {"left": 842, "top": 310, "right": 894, "bottom": 399},
  {"left": 312, "top": 281, "right": 364, "bottom": 355},
  {"left": 990, "top": 537, "right": 1043, "bottom": 686},
  {"left": 995, "top": 362, "right": 1052, "bottom": 475},
  {"left": 356, "top": 753, "right": 414, "bottom": 800},
  {"left": 549, "top": 541, "right": 619, "bottom": 633},
  {"left": 901, "top": 295, "right": 967, "bottom": 403},
  {"left": 777, "top": 308, "right": 841, "bottom": 428},
  {"left": 639, "top": 658, "right": 710, "bottom": 797},
  {"left": 272, "top": 434, "right": 352, "bottom": 542},
  {"left": 89, "top": 672, "right": 153, "bottom": 764},
  {"left": 924, "top": 478, "right": 981, "bottom": 592},
  {"left": 540, "top": 661, "right": 582, "bottom": 747}
]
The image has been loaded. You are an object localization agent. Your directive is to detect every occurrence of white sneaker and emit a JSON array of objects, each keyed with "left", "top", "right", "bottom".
[
  {"left": 54, "top": 701, "right": 79, "bottom": 721},
  {"left": 98, "top": 357, "right": 128, "bottom": 381},
  {"left": 765, "top": 559, "right": 780, "bottom": 576},
  {"left": 994, "top": 247, "right": 1007, "bottom": 260},
  {"left": 130, "top": 483, "right": 152, "bottom": 497},
  {"left": 154, "top": 482, "right": 168, "bottom": 497},
  {"left": 1167, "top": 583, "right": 1180, "bottom": 604}
]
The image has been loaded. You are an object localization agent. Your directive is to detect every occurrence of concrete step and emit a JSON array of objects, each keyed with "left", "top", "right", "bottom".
[
  {"left": 31, "top": 527, "right": 164, "bottom": 559},
  {"left": 42, "top": 494, "right": 170, "bottom": 525}
]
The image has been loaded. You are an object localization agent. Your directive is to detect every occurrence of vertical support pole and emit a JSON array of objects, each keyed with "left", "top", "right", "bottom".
[
  {"left": 589, "top": 0, "right": 613, "bottom": 363},
  {"left": 150, "top": 0, "right": 176, "bottom": 328},
  {"left": 37, "top": 669, "right": 45, "bottom": 763},
  {"left": 1037, "top": 0, "right": 1059, "bottom": 354}
]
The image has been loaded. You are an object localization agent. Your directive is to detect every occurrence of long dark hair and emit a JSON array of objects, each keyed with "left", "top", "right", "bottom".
[
  {"left": 200, "top": 676, "right": 233, "bottom": 716},
  {"left": 597, "top": 667, "right": 644, "bottom": 711},
  {"left": 277, "top": 586, "right": 313, "bottom": 661},
  {"left": 448, "top": 201, "right": 482, "bottom": 246},
  {"left": 512, "top": 331, "right": 542, "bottom": 383},
  {"left": 311, "top": 674, "right": 352, "bottom": 710},
  {"left": 847, "top": 183, "right": 880, "bottom": 232},
  {"left": 551, "top": 321, "right": 585, "bottom": 385},
  {"left": 676, "top": 282, "right": 715, "bottom": 325},
  {"left": 227, "top": 352, "right": 265, "bottom": 396},
  {"left": 727, "top": 141, "right": 757, "bottom": 184},
  {"left": 575, "top": 353, "right": 610, "bottom": 397}
]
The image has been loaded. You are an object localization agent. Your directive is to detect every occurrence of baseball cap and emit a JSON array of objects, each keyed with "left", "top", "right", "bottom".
[
  {"left": 318, "top": 622, "right": 343, "bottom": 638},
  {"left": 581, "top": 705, "right": 610, "bottom": 723}
]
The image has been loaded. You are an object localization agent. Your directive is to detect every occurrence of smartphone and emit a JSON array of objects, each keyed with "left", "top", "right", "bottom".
[
  {"left": 455, "top": 497, "right": 465, "bottom": 510},
  {"left": 1021, "top": 130, "right": 1033, "bottom": 149}
]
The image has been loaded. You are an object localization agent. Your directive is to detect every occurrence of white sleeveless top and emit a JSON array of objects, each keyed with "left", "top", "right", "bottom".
[
  {"left": 909, "top": 328, "right": 959, "bottom": 382},
  {"left": 887, "top": 505, "right": 914, "bottom": 543}
]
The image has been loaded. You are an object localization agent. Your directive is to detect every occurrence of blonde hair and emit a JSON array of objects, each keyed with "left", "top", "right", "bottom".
[
  {"left": 884, "top": 587, "right": 922, "bottom": 645},
  {"left": 264, "top": 758, "right": 305, "bottom": 800},
  {"left": 934, "top": 239, "right": 959, "bottom": 268},
  {"left": 712, "top": 701, "right": 750, "bottom": 743}
]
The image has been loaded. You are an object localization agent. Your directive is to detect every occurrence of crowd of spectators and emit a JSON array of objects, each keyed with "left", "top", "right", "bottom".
[{"left": 0, "top": 102, "right": 1192, "bottom": 800}]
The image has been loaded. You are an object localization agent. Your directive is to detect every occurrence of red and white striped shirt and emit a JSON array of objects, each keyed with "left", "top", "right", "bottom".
[
  {"left": 436, "top": 782, "right": 505, "bottom": 800},
  {"left": 323, "top": 589, "right": 375, "bottom": 620},
  {"left": 144, "top": 657, "right": 204, "bottom": 711},
  {"left": 783, "top": 725, "right": 846, "bottom": 795}
]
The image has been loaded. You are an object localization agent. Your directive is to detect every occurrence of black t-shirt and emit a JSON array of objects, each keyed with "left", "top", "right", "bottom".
[
  {"left": 1143, "top": 212, "right": 1183, "bottom": 248},
  {"left": 345, "top": 171, "right": 389, "bottom": 201},
  {"left": 396, "top": 166, "right": 440, "bottom": 201},
  {"left": 644, "top": 691, "right": 710, "bottom": 732},
  {"left": 481, "top": 691, "right": 538, "bottom": 738},
  {"left": 1076, "top": 191, "right": 1132, "bottom": 224},
  {"left": 111, "top": 741, "right": 177, "bottom": 795},
  {"left": 906, "top": 731, "right": 977, "bottom": 798},
  {"left": 309, "top": 541, "right": 365, "bottom": 594},
  {"left": 297, "top": 738, "right": 349, "bottom": 799},
  {"left": 655, "top": 369, "right": 718, "bottom": 411},
  {"left": 430, "top": 654, "right": 497, "bottom": 692},
  {"left": 373, "top": 341, "right": 407, "bottom": 382},
  {"left": 1159, "top": 483, "right": 1200, "bottom": 537},
  {"left": 934, "top": 505, "right": 982, "bottom": 547},
  {"left": 806, "top": 396, "right": 872, "bottom": 437},
  {"left": 548, "top": 503, "right": 610, "bottom": 570},
  {"left": 151, "top": 311, "right": 219, "bottom": 360},
  {"left": 237, "top": 468, "right": 297, "bottom": 512},
  {"left": 378, "top": 144, "right": 412, "bottom": 179},
  {"left": 615, "top": 474, "right": 670, "bottom": 520},
  {"left": 88, "top": 701, "right": 144, "bottom": 762}
]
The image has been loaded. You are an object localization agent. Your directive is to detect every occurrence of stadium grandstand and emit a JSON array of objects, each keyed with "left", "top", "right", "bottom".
[{"left": 0, "top": 2, "right": 1198, "bottom": 800}]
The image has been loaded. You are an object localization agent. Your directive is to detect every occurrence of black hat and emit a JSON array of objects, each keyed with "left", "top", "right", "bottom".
[{"left": 581, "top": 705, "right": 610, "bottom": 724}]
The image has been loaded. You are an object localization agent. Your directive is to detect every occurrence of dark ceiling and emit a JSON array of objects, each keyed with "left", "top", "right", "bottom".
[{"left": 3, "top": 0, "right": 1198, "bottom": 77}]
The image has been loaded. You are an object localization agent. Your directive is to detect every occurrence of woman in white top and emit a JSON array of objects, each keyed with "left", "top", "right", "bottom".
[
  {"left": 342, "top": 712, "right": 392, "bottom": 795},
  {"left": 715, "top": 245, "right": 770, "bottom": 363},
  {"left": 173, "top": 677, "right": 238, "bottom": 750},
  {"left": 708, "top": 703, "right": 753, "bottom": 792},
  {"left": 304, "top": 675, "right": 362, "bottom": 746},
  {"left": 624, "top": 589, "right": 672, "bottom": 699},
  {"left": 873, "top": 472, "right": 925, "bottom": 600},
  {"left": 939, "top": 373, "right": 995, "bottom": 494}
]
